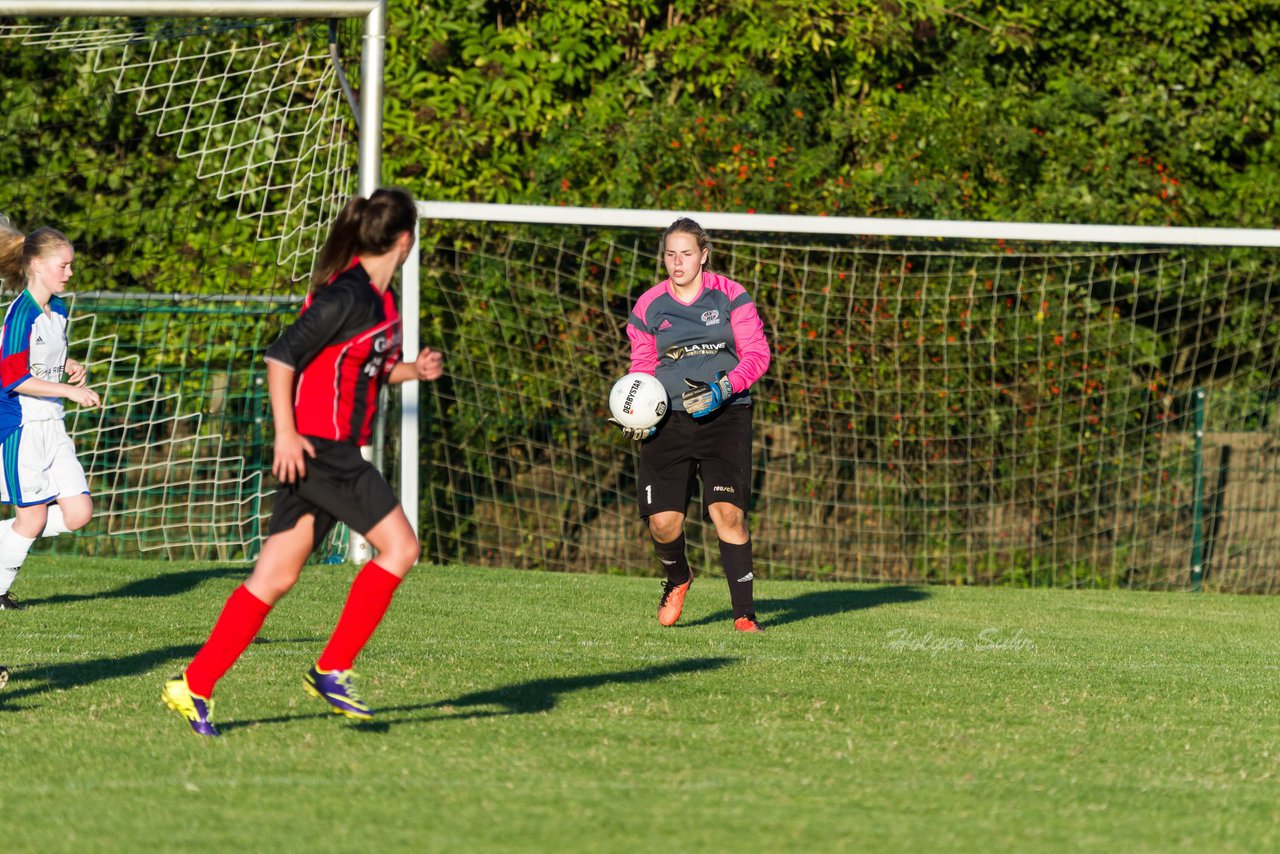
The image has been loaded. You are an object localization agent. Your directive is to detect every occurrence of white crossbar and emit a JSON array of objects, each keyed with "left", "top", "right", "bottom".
[{"left": 417, "top": 201, "right": 1280, "bottom": 249}]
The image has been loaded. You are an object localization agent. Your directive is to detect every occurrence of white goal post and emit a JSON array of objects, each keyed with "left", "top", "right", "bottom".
[
  {"left": 2, "top": 1, "right": 401, "bottom": 561},
  {"left": 406, "top": 201, "right": 1280, "bottom": 588},
  {"left": 416, "top": 202, "right": 1280, "bottom": 249}
]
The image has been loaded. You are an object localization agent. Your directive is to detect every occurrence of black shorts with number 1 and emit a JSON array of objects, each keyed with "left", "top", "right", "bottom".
[
  {"left": 636, "top": 403, "right": 753, "bottom": 522},
  {"left": 267, "top": 436, "right": 400, "bottom": 550}
]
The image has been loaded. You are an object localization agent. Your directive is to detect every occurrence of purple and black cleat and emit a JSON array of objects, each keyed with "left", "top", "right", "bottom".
[{"left": 304, "top": 665, "right": 373, "bottom": 721}]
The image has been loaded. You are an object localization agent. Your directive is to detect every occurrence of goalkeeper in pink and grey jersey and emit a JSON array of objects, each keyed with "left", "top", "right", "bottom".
[{"left": 616, "top": 217, "right": 771, "bottom": 632}]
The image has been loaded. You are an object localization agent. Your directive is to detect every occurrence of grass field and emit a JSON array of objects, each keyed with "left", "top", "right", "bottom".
[{"left": 2, "top": 557, "right": 1279, "bottom": 852}]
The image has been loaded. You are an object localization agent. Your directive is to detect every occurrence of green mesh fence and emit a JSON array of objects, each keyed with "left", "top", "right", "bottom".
[{"left": 33, "top": 295, "right": 292, "bottom": 561}]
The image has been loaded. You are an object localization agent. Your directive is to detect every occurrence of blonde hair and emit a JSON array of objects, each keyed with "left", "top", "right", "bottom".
[
  {"left": 0, "top": 224, "right": 24, "bottom": 285},
  {"left": 0, "top": 224, "right": 72, "bottom": 286}
]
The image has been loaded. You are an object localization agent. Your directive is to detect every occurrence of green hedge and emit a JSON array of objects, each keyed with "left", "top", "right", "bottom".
[{"left": 384, "top": 0, "right": 1280, "bottom": 228}]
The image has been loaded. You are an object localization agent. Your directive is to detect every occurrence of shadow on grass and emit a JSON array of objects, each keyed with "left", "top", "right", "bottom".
[
  {"left": 218, "top": 656, "right": 737, "bottom": 734},
  {"left": 423, "top": 655, "right": 737, "bottom": 716},
  {"left": 681, "top": 584, "right": 930, "bottom": 629},
  {"left": 0, "top": 643, "right": 202, "bottom": 710},
  {"left": 21, "top": 566, "right": 245, "bottom": 607}
]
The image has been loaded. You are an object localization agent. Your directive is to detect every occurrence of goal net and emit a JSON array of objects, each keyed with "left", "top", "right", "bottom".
[
  {"left": 413, "top": 208, "right": 1280, "bottom": 592},
  {"left": 8, "top": 10, "right": 1280, "bottom": 593},
  {"left": 0, "top": 10, "right": 366, "bottom": 559}
]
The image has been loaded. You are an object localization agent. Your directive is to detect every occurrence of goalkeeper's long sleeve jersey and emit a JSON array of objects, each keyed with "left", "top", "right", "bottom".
[{"left": 626, "top": 271, "right": 771, "bottom": 412}]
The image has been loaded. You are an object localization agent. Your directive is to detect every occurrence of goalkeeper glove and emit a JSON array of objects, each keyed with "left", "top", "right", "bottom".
[
  {"left": 682, "top": 372, "right": 733, "bottom": 418},
  {"left": 609, "top": 418, "right": 656, "bottom": 442}
]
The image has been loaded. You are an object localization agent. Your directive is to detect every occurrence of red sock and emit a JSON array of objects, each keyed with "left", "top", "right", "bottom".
[
  {"left": 317, "top": 561, "right": 403, "bottom": 671},
  {"left": 184, "top": 584, "right": 272, "bottom": 697}
]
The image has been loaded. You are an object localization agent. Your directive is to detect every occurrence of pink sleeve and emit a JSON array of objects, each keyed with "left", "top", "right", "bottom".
[
  {"left": 727, "top": 300, "right": 771, "bottom": 393},
  {"left": 626, "top": 286, "right": 662, "bottom": 374},
  {"left": 627, "top": 322, "right": 658, "bottom": 374}
]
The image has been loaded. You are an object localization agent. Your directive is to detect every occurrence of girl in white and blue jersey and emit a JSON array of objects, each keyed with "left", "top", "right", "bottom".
[{"left": 0, "top": 225, "right": 100, "bottom": 610}]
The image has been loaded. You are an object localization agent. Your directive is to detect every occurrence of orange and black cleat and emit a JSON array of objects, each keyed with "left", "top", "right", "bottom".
[
  {"left": 733, "top": 613, "right": 764, "bottom": 633},
  {"left": 657, "top": 574, "right": 692, "bottom": 627}
]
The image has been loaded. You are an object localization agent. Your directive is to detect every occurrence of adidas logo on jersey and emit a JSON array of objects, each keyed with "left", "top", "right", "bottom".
[
  {"left": 34, "top": 336, "right": 44, "bottom": 344},
  {"left": 658, "top": 319, "right": 672, "bottom": 330}
]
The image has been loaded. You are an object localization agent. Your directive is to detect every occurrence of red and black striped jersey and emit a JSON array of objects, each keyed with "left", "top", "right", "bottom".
[{"left": 264, "top": 260, "right": 402, "bottom": 445}]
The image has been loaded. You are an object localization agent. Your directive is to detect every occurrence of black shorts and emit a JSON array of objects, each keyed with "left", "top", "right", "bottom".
[
  {"left": 636, "top": 403, "right": 753, "bottom": 521},
  {"left": 267, "top": 436, "right": 400, "bottom": 550}
]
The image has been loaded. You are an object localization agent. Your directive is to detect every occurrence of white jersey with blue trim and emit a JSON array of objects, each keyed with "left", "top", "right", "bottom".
[{"left": 0, "top": 291, "right": 69, "bottom": 441}]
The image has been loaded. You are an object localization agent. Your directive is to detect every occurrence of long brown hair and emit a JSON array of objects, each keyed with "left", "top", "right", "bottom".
[
  {"left": 310, "top": 187, "right": 417, "bottom": 290},
  {"left": 0, "top": 224, "right": 72, "bottom": 287}
]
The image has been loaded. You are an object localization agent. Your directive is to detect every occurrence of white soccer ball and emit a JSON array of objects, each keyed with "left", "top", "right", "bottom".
[{"left": 609, "top": 372, "right": 668, "bottom": 430}]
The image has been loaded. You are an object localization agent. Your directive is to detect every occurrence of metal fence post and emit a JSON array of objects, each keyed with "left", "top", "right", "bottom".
[{"left": 1190, "top": 388, "right": 1207, "bottom": 592}]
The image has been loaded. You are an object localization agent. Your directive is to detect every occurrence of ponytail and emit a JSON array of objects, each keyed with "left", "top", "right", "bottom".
[
  {"left": 0, "top": 224, "right": 23, "bottom": 285},
  {"left": 0, "top": 224, "right": 71, "bottom": 287},
  {"left": 310, "top": 187, "right": 417, "bottom": 290},
  {"left": 310, "top": 197, "right": 367, "bottom": 290}
]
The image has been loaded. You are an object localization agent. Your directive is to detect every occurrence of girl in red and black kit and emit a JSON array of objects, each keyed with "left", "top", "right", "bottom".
[
  {"left": 163, "top": 188, "right": 443, "bottom": 736},
  {"left": 619, "top": 218, "right": 771, "bottom": 632}
]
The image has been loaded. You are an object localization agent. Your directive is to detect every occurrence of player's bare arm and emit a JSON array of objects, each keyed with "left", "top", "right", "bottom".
[
  {"left": 266, "top": 359, "right": 315, "bottom": 484},
  {"left": 388, "top": 347, "right": 444, "bottom": 384},
  {"left": 11, "top": 376, "right": 99, "bottom": 408}
]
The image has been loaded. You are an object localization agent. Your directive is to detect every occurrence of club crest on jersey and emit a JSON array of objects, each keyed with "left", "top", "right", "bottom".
[{"left": 700, "top": 310, "right": 721, "bottom": 326}]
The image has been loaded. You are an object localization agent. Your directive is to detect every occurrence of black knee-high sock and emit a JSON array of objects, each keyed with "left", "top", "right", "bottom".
[
  {"left": 652, "top": 533, "right": 691, "bottom": 585},
  {"left": 719, "top": 539, "right": 755, "bottom": 617}
]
